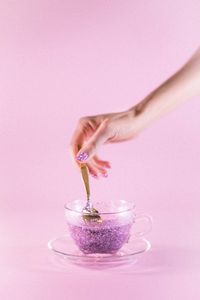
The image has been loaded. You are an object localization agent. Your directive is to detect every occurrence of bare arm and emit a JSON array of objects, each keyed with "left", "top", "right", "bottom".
[
  {"left": 130, "top": 47, "right": 200, "bottom": 132},
  {"left": 70, "top": 47, "right": 200, "bottom": 178}
]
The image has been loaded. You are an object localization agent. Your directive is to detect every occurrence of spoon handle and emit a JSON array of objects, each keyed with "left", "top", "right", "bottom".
[
  {"left": 77, "top": 144, "right": 90, "bottom": 200},
  {"left": 80, "top": 164, "right": 90, "bottom": 201}
]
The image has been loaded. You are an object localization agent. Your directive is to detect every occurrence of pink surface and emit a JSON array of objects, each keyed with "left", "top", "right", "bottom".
[{"left": 0, "top": 1, "right": 200, "bottom": 299}]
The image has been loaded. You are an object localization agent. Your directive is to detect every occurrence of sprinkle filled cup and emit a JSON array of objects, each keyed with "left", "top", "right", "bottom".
[{"left": 64, "top": 199, "right": 152, "bottom": 254}]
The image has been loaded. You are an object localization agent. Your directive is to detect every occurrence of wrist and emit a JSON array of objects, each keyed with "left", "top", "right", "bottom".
[
  {"left": 127, "top": 88, "right": 169, "bottom": 133},
  {"left": 126, "top": 99, "right": 151, "bottom": 135}
]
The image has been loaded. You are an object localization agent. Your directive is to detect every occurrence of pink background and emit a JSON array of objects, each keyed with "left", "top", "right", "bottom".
[{"left": 0, "top": 0, "right": 200, "bottom": 299}]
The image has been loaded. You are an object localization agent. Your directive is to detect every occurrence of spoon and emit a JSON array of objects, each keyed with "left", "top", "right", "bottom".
[{"left": 78, "top": 145, "right": 102, "bottom": 223}]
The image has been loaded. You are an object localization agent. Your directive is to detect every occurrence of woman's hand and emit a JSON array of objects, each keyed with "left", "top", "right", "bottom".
[
  {"left": 69, "top": 109, "right": 136, "bottom": 178},
  {"left": 70, "top": 48, "right": 200, "bottom": 179}
]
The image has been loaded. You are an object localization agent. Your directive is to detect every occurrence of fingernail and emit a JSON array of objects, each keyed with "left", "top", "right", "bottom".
[
  {"left": 105, "top": 165, "right": 111, "bottom": 169},
  {"left": 76, "top": 152, "right": 89, "bottom": 162},
  {"left": 91, "top": 173, "right": 98, "bottom": 179},
  {"left": 102, "top": 173, "right": 108, "bottom": 178}
]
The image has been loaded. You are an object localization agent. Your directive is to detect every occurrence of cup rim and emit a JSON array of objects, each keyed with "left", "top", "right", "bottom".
[{"left": 64, "top": 200, "right": 136, "bottom": 216}]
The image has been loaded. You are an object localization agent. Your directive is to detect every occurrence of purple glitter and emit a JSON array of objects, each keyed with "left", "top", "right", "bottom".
[{"left": 68, "top": 220, "right": 132, "bottom": 254}]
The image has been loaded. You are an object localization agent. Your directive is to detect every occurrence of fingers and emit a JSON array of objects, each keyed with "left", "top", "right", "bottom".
[
  {"left": 85, "top": 156, "right": 111, "bottom": 179},
  {"left": 76, "top": 118, "right": 109, "bottom": 163},
  {"left": 69, "top": 117, "right": 112, "bottom": 179},
  {"left": 69, "top": 143, "right": 80, "bottom": 169},
  {"left": 69, "top": 117, "right": 98, "bottom": 165},
  {"left": 86, "top": 162, "right": 99, "bottom": 179},
  {"left": 93, "top": 156, "right": 111, "bottom": 169},
  {"left": 69, "top": 150, "right": 111, "bottom": 178},
  {"left": 87, "top": 160, "right": 109, "bottom": 179},
  {"left": 69, "top": 121, "right": 84, "bottom": 166}
]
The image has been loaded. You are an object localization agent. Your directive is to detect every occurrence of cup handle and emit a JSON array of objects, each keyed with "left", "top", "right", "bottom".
[{"left": 131, "top": 213, "right": 152, "bottom": 239}]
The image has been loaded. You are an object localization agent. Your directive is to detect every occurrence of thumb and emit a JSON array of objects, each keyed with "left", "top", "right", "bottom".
[{"left": 76, "top": 118, "right": 109, "bottom": 163}]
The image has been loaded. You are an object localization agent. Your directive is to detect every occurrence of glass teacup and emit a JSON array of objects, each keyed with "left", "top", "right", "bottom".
[{"left": 64, "top": 199, "right": 152, "bottom": 254}]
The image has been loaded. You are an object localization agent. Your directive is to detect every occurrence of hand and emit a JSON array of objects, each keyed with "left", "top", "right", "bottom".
[
  {"left": 70, "top": 48, "right": 200, "bottom": 179},
  {"left": 69, "top": 110, "right": 135, "bottom": 178}
]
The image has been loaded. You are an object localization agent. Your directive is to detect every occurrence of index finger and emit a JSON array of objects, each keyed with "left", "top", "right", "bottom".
[{"left": 69, "top": 123, "right": 84, "bottom": 167}]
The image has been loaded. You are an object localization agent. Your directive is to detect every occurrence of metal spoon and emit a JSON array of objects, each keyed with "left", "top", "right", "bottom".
[{"left": 78, "top": 146, "right": 102, "bottom": 222}]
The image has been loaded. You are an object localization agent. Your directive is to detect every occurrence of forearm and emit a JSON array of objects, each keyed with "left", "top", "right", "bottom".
[{"left": 130, "top": 47, "right": 200, "bottom": 132}]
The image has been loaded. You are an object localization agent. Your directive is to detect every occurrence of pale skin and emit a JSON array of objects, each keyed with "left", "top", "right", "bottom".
[{"left": 70, "top": 47, "right": 200, "bottom": 178}]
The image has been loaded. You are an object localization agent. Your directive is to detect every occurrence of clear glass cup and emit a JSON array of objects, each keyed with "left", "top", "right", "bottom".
[{"left": 64, "top": 199, "right": 152, "bottom": 254}]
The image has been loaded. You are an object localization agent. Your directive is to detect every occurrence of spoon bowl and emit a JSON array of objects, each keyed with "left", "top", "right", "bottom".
[{"left": 79, "top": 163, "right": 102, "bottom": 223}]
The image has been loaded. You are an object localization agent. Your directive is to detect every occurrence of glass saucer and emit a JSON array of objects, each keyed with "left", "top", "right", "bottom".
[{"left": 48, "top": 234, "right": 151, "bottom": 264}]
